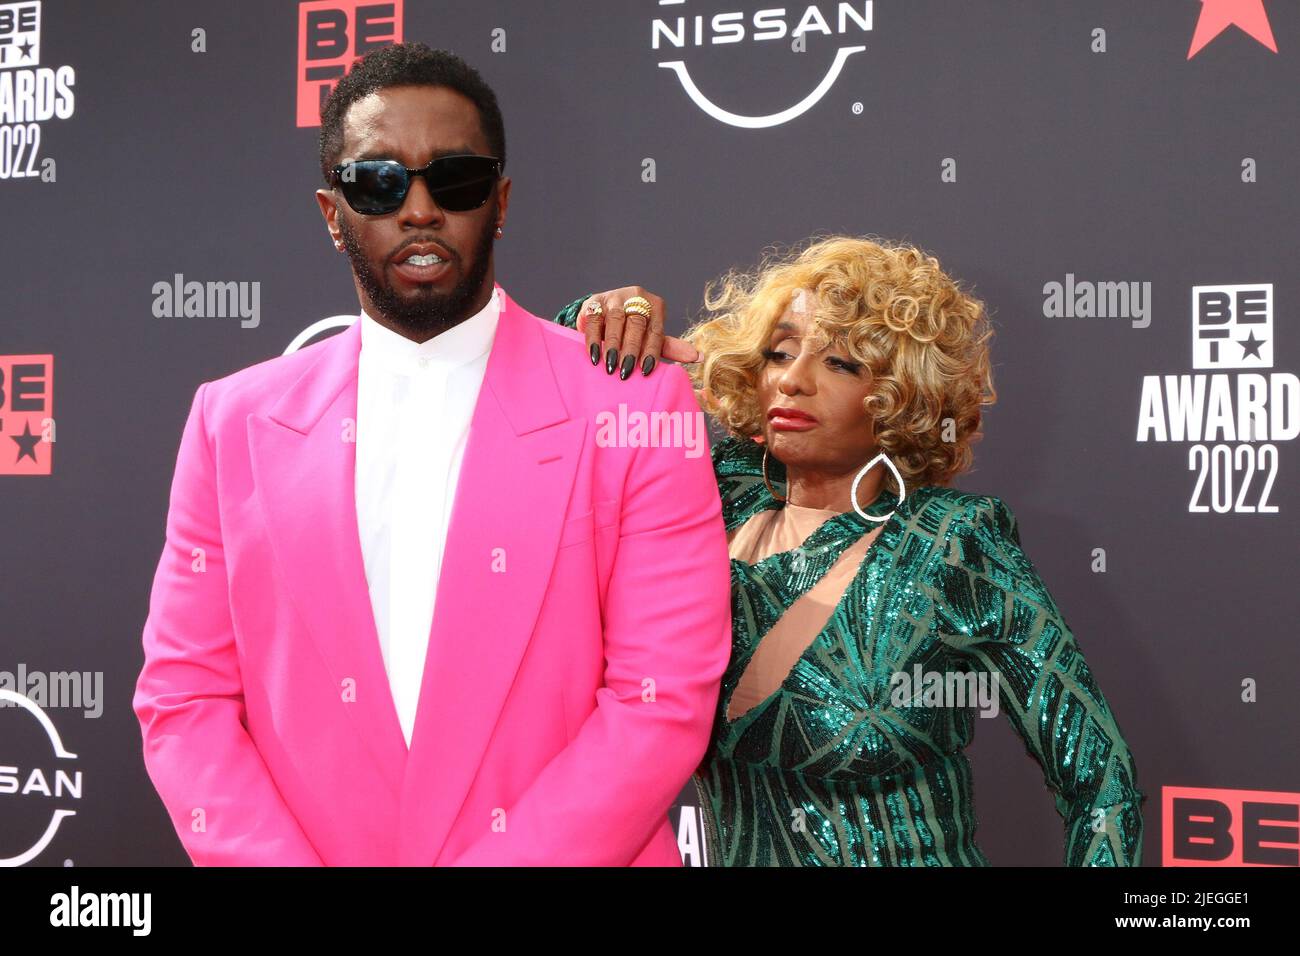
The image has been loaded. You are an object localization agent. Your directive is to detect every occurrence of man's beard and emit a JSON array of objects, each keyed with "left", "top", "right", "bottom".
[{"left": 338, "top": 202, "right": 496, "bottom": 337}]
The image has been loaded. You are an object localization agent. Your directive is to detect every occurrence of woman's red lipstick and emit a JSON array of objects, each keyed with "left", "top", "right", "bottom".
[{"left": 767, "top": 406, "right": 818, "bottom": 431}]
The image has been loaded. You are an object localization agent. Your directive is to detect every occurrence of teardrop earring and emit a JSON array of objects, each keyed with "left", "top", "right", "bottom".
[{"left": 851, "top": 452, "right": 906, "bottom": 522}]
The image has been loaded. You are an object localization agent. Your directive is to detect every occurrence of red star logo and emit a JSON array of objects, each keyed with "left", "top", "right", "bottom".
[{"left": 1188, "top": 0, "right": 1278, "bottom": 59}]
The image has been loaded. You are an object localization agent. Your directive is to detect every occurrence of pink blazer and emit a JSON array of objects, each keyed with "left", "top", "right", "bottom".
[{"left": 132, "top": 283, "right": 731, "bottom": 866}]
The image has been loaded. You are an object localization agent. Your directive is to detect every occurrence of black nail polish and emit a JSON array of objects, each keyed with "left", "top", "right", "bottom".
[
  {"left": 619, "top": 355, "right": 635, "bottom": 380},
  {"left": 590, "top": 343, "right": 600, "bottom": 366},
  {"left": 641, "top": 355, "right": 656, "bottom": 376},
  {"left": 605, "top": 347, "right": 617, "bottom": 375}
]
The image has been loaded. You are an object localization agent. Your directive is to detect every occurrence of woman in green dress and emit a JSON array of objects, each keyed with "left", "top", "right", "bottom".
[{"left": 552, "top": 235, "right": 1145, "bottom": 866}]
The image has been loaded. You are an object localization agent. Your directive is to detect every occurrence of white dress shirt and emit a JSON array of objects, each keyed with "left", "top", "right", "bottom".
[{"left": 354, "top": 285, "right": 501, "bottom": 748}]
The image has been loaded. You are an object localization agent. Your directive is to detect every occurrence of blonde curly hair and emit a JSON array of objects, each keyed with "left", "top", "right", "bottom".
[{"left": 684, "top": 235, "right": 997, "bottom": 490}]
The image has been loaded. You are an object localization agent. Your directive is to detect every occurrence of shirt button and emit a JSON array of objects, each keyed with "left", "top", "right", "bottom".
[{"left": 418, "top": 357, "right": 430, "bottom": 369}]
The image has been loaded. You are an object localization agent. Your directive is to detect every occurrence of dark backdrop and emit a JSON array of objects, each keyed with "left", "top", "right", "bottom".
[{"left": 1, "top": 0, "right": 1296, "bottom": 866}]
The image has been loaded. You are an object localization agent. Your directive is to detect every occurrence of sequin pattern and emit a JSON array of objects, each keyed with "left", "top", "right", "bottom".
[{"left": 553, "top": 295, "right": 1146, "bottom": 866}]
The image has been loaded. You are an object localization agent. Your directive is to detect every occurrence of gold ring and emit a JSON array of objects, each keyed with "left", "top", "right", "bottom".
[
  {"left": 622, "top": 296, "right": 653, "bottom": 319},
  {"left": 585, "top": 300, "right": 604, "bottom": 316}
]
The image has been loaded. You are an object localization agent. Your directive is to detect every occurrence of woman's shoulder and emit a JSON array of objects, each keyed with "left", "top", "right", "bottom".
[
  {"left": 711, "top": 432, "right": 762, "bottom": 472},
  {"left": 894, "top": 487, "right": 1022, "bottom": 559},
  {"left": 710, "top": 433, "right": 774, "bottom": 531},
  {"left": 896, "top": 485, "right": 1009, "bottom": 523}
]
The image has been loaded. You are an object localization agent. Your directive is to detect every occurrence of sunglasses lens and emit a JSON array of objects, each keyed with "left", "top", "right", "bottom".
[
  {"left": 427, "top": 156, "right": 498, "bottom": 211},
  {"left": 336, "top": 156, "right": 498, "bottom": 214},
  {"left": 339, "top": 161, "right": 408, "bottom": 214}
]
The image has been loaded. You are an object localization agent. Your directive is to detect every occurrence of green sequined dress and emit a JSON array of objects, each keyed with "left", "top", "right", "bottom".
[{"left": 553, "top": 296, "right": 1146, "bottom": 866}]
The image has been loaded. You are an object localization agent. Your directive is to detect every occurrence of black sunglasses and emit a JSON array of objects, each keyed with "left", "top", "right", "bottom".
[{"left": 330, "top": 153, "right": 501, "bottom": 215}]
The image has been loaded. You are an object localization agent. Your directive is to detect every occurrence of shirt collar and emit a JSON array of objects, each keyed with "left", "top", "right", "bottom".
[{"left": 359, "top": 284, "right": 501, "bottom": 375}]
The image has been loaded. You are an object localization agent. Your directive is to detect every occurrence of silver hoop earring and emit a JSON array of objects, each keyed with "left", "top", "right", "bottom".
[
  {"left": 762, "top": 448, "right": 787, "bottom": 503},
  {"left": 851, "top": 452, "right": 905, "bottom": 522}
]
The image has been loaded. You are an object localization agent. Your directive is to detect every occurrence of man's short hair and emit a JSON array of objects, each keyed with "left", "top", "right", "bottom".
[{"left": 318, "top": 42, "right": 506, "bottom": 185}]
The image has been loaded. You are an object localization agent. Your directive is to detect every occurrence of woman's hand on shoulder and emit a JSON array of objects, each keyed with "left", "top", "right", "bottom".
[{"left": 576, "top": 286, "right": 701, "bottom": 380}]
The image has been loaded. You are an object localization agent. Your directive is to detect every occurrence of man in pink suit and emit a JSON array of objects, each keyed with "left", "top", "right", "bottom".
[{"left": 132, "top": 43, "right": 730, "bottom": 866}]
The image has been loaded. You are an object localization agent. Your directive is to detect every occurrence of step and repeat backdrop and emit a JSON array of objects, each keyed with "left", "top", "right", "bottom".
[{"left": 1, "top": 0, "right": 1297, "bottom": 866}]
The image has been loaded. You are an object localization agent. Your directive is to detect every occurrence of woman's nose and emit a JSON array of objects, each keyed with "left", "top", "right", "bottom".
[{"left": 779, "top": 354, "right": 816, "bottom": 395}]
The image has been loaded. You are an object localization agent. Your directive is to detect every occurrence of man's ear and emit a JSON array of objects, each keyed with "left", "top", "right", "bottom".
[
  {"left": 315, "top": 188, "right": 341, "bottom": 246},
  {"left": 495, "top": 176, "right": 511, "bottom": 228}
]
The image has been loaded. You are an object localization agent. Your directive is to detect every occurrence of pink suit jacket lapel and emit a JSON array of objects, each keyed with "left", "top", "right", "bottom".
[
  {"left": 249, "top": 285, "right": 584, "bottom": 864},
  {"left": 402, "top": 286, "right": 584, "bottom": 863}
]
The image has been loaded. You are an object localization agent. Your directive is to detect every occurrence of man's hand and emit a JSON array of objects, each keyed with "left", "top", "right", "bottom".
[{"left": 576, "top": 286, "right": 701, "bottom": 379}]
